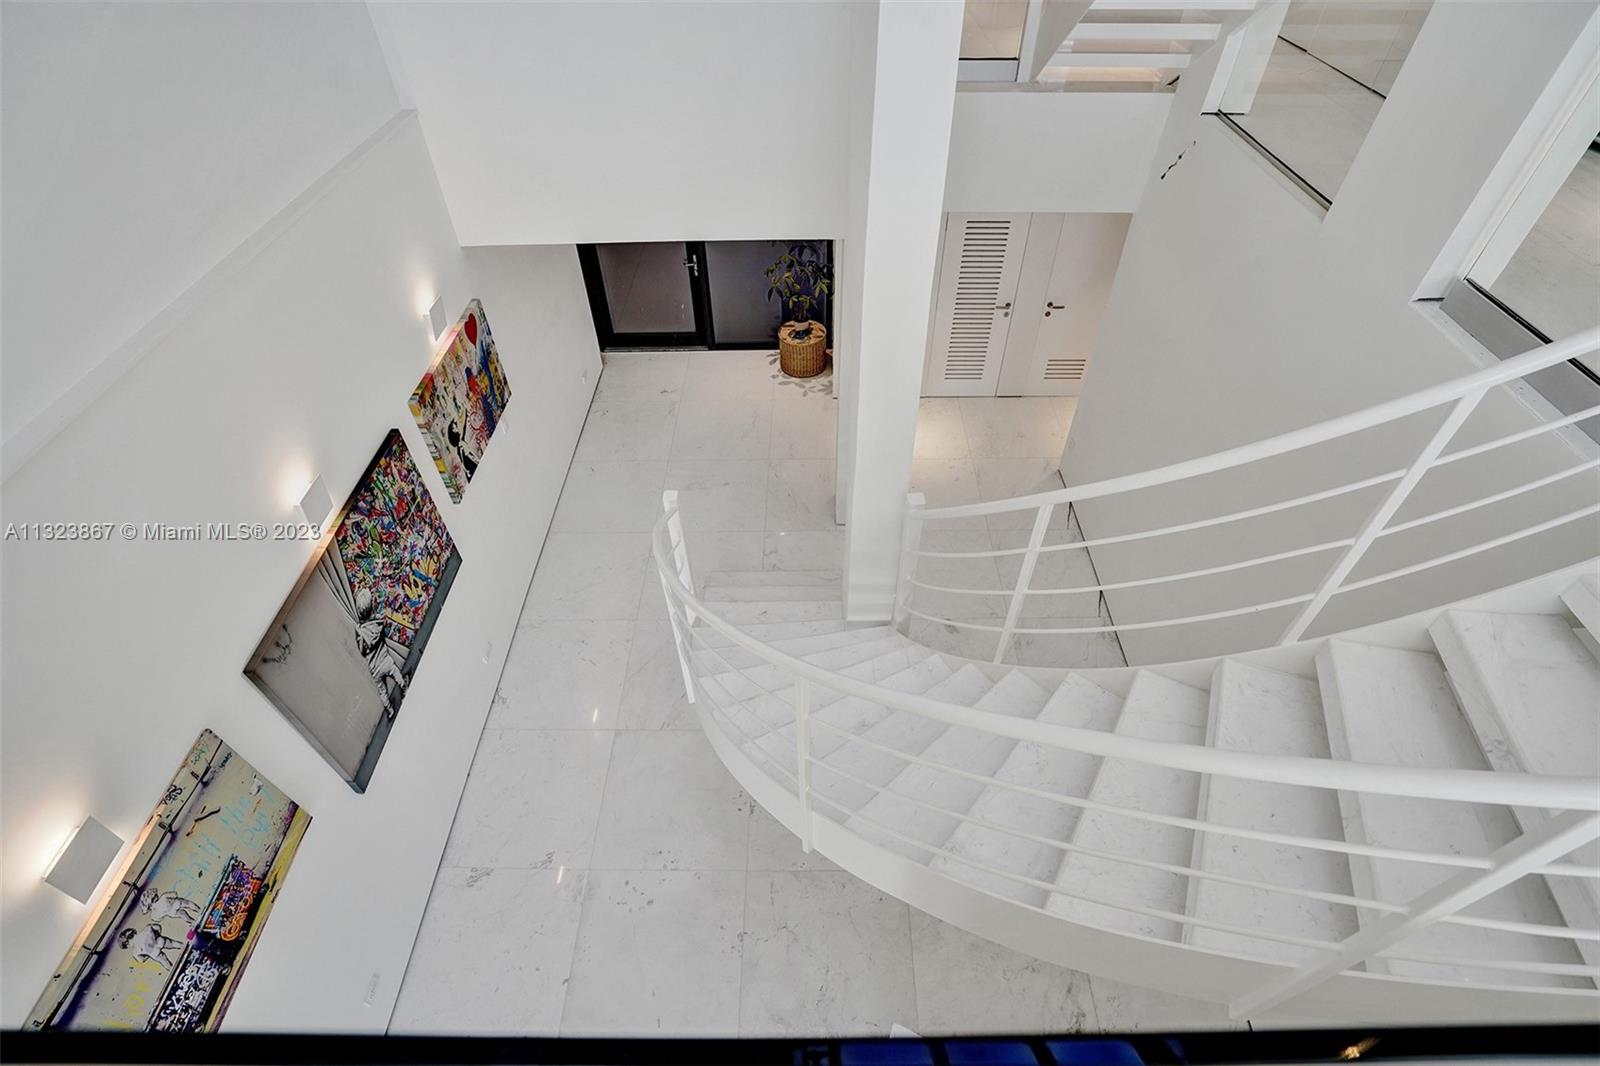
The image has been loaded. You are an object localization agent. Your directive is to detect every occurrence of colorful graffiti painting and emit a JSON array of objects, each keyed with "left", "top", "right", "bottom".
[
  {"left": 245, "top": 430, "right": 460, "bottom": 791},
  {"left": 199, "top": 858, "right": 260, "bottom": 941},
  {"left": 409, "top": 299, "right": 512, "bottom": 503},
  {"left": 26, "top": 730, "right": 310, "bottom": 1033}
]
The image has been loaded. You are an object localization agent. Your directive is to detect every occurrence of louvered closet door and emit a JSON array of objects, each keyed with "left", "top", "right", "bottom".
[{"left": 923, "top": 214, "right": 1029, "bottom": 396}]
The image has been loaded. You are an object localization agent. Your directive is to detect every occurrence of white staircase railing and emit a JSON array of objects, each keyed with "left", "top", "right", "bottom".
[
  {"left": 892, "top": 327, "right": 1600, "bottom": 664},
  {"left": 653, "top": 508, "right": 1600, "bottom": 1018},
  {"left": 649, "top": 326, "right": 1600, "bottom": 1020}
]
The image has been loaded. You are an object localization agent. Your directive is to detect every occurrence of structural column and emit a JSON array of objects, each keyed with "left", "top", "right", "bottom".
[{"left": 838, "top": 0, "right": 963, "bottom": 621}]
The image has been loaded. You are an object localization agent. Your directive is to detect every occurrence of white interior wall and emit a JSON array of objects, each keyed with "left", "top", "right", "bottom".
[
  {"left": 1063, "top": 0, "right": 1600, "bottom": 664},
  {"left": 944, "top": 89, "right": 1172, "bottom": 214},
  {"left": 367, "top": 1, "right": 859, "bottom": 247},
  {"left": 0, "top": 1, "right": 405, "bottom": 461},
  {"left": 0, "top": 3, "right": 602, "bottom": 1030}
]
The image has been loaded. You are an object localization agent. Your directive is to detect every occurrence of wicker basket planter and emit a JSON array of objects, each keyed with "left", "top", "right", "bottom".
[{"left": 778, "top": 320, "right": 829, "bottom": 378}]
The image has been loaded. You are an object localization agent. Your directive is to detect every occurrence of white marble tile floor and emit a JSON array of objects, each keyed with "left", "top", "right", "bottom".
[{"left": 392, "top": 352, "right": 1221, "bottom": 1038}]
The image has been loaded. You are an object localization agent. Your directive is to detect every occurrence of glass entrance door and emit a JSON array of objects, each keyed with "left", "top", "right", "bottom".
[
  {"left": 579, "top": 239, "right": 833, "bottom": 351},
  {"left": 578, "top": 241, "right": 710, "bottom": 348}
]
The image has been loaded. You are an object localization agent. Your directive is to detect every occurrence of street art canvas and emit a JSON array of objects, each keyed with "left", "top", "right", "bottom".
[
  {"left": 245, "top": 430, "right": 460, "bottom": 791},
  {"left": 409, "top": 299, "right": 512, "bottom": 503},
  {"left": 26, "top": 730, "right": 310, "bottom": 1032}
]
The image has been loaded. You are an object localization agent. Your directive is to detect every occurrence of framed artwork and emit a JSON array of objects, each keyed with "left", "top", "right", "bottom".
[
  {"left": 245, "top": 429, "right": 460, "bottom": 791},
  {"left": 409, "top": 299, "right": 512, "bottom": 503},
  {"left": 26, "top": 730, "right": 310, "bottom": 1032}
]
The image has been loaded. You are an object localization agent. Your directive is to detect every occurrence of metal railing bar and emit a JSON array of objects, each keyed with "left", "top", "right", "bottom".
[
  {"left": 907, "top": 577, "right": 1013, "bottom": 597},
  {"left": 910, "top": 470, "right": 1404, "bottom": 561},
  {"left": 901, "top": 607, "right": 1007, "bottom": 632},
  {"left": 806, "top": 760, "right": 1600, "bottom": 985},
  {"left": 683, "top": 626, "right": 807, "bottom": 743},
  {"left": 655, "top": 526, "right": 1600, "bottom": 810},
  {"left": 1441, "top": 913, "right": 1600, "bottom": 941},
  {"left": 804, "top": 786, "right": 1340, "bottom": 952},
  {"left": 906, "top": 538, "right": 1356, "bottom": 599},
  {"left": 1228, "top": 810, "right": 1600, "bottom": 1016},
  {"left": 1279, "top": 392, "right": 1486, "bottom": 645},
  {"left": 802, "top": 751, "right": 1409, "bottom": 915},
  {"left": 1004, "top": 592, "right": 1315, "bottom": 634},
  {"left": 918, "top": 329, "right": 1600, "bottom": 521},
  {"left": 1335, "top": 966, "right": 1600, "bottom": 997},
  {"left": 1031, "top": 540, "right": 1354, "bottom": 596},
  {"left": 1038, "top": 471, "right": 1407, "bottom": 554},
  {"left": 1373, "top": 950, "right": 1599, "bottom": 979},
  {"left": 1338, "top": 503, "right": 1600, "bottom": 594},
  {"left": 1377, "top": 459, "right": 1600, "bottom": 538},
  {"left": 801, "top": 715, "right": 1568, "bottom": 873},
  {"left": 1433, "top": 402, "right": 1600, "bottom": 467}
]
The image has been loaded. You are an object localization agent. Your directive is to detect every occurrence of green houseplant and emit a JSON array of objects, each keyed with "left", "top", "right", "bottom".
[{"left": 765, "top": 241, "right": 833, "bottom": 377}]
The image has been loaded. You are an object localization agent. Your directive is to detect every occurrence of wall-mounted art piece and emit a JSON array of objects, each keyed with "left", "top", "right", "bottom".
[
  {"left": 26, "top": 730, "right": 310, "bottom": 1032},
  {"left": 409, "top": 298, "right": 512, "bottom": 503},
  {"left": 245, "top": 429, "right": 460, "bottom": 791}
]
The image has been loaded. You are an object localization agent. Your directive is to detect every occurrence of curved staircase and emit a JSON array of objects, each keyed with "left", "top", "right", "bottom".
[{"left": 652, "top": 329, "right": 1600, "bottom": 1024}]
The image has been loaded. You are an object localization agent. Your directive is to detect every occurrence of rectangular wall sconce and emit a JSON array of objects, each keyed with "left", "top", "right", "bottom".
[
  {"left": 298, "top": 475, "right": 333, "bottom": 527},
  {"left": 44, "top": 818, "right": 123, "bottom": 903},
  {"left": 427, "top": 296, "right": 448, "bottom": 342}
]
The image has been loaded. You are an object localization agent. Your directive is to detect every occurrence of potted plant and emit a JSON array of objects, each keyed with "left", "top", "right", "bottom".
[{"left": 765, "top": 241, "right": 833, "bottom": 378}]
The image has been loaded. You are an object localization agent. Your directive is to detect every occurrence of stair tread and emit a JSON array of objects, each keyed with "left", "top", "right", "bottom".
[
  {"left": 930, "top": 674, "right": 1123, "bottom": 906},
  {"left": 708, "top": 600, "right": 844, "bottom": 625},
  {"left": 1560, "top": 575, "right": 1600, "bottom": 637},
  {"left": 847, "top": 670, "right": 1055, "bottom": 860},
  {"left": 1047, "top": 670, "right": 1209, "bottom": 941},
  {"left": 1316, "top": 639, "right": 1584, "bottom": 988},
  {"left": 742, "top": 653, "right": 956, "bottom": 778},
  {"left": 697, "top": 619, "right": 849, "bottom": 646},
  {"left": 693, "top": 626, "right": 898, "bottom": 677},
  {"left": 704, "top": 644, "right": 915, "bottom": 741},
  {"left": 1186, "top": 660, "right": 1357, "bottom": 964},
  {"left": 695, "top": 633, "right": 907, "bottom": 702},
  {"left": 810, "top": 664, "right": 997, "bottom": 817},
  {"left": 1428, "top": 611, "right": 1600, "bottom": 969},
  {"left": 1429, "top": 611, "right": 1599, "bottom": 780}
]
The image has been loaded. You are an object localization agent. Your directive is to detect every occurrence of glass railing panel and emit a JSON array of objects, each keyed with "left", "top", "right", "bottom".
[
  {"left": 1467, "top": 139, "right": 1600, "bottom": 343},
  {"left": 1218, "top": 0, "right": 1434, "bottom": 205}
]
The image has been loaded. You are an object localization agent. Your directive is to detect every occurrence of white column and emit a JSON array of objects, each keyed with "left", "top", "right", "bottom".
[{"left": 839, "top": 0, "right": 963, "bottom": 622}]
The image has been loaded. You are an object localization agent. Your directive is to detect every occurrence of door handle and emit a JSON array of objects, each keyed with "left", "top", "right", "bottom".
[
  {"left": 1045, "top": 301, "right": 1065, "bottom": 317},
  {"left": 683, "top": 254, "right": 700, "bottom": 278},
  {"left": 996, "top": 301, "right": 1011, "bottom": 318}
]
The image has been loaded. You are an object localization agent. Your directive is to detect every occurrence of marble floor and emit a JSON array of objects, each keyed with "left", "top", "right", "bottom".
[{"left": 390, "top": 352, "right": 1233, "bottom": 1037}]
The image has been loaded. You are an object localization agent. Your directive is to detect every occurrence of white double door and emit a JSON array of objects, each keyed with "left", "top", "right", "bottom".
[{"left": 923, "top": 212, "right": 1131, "bottom": 397}]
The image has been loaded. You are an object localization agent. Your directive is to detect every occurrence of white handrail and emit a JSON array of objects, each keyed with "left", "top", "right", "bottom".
[
  {"left": 919, "top": 327, "right": 1599, "bottom": 521},
  {"left": 652, "top": 521, "right": 1597, "bottom": 812},
  {"left": 655, "top": 517, "right": 1600, "bottom": 1007},
  {"left": 648, "top": 326, "right": 1600, "bottom": 1010},
  {"left": 895, "top": 328, "right": 1600, "bottom": 657}
]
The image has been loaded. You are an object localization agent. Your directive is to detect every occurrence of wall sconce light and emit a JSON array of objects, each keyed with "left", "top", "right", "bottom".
[
  {"left": 298, "top": 475, "right": 334, "bottom": 527},
  {"left": 43, "top": 818, "right": 123, "bottom": 903},
  {"left": 425, "top": 296, "right": 447, "bottom": 342}
]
